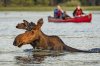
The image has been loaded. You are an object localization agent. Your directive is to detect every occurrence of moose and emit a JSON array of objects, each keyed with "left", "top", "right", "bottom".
[{"left": 13, "top": 18, "right": 100, "bottom": 53}]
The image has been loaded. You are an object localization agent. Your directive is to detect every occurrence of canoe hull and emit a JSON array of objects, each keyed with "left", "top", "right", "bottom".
[{"left": 48, "top": 14, "right": 92, "bottom": 23}]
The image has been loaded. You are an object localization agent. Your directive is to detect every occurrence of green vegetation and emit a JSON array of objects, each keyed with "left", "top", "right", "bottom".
[
  {"left": 0, "top": 6, "right": 100, "bottom": 11},
  {"left": 0, "top": 0, "right": 100, "bottom": 7},
  {"left": 0, "top": 0, "right": 100, "bottom": 11}
]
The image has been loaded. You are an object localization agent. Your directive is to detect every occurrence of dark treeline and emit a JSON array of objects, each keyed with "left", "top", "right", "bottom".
[
  {"left": 0, "top": 0, "right": 100, "bottom": 7},
  {"left": 80, "top": 0, "right": 100, "bottom": 6}
]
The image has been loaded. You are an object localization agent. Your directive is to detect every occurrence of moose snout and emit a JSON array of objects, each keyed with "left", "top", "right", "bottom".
[
  {"left": 16, "top": 26, "right": 18, "bottom": 28},
  {"left": 13, "top": 40, "right": 17, "bottom": 46},
  {"left": 13, "top": 43, "right": 17, "bottom": 46}
]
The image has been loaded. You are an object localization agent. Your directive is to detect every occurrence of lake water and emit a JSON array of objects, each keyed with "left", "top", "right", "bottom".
[{"left": 0, "top": 11, "right": 100, "bottom": 66}]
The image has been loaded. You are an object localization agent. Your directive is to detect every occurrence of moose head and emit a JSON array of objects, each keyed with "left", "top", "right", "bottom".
[{"left": 13, "top": 18, "right": 43, "bottom": 47}]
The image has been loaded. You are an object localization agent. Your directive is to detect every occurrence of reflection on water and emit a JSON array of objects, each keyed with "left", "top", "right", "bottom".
[
  {"left": 15, "top": 54, "right": 46, "bottom": 64},
  {"left": 14, "top": 52, "right": 100, "bottom": 66},
  {"left": 15, "top": 49, "right": 66, "bottom": 64},
  {"left": 0, "top": 11, "right": 100, "bottom": 66}
]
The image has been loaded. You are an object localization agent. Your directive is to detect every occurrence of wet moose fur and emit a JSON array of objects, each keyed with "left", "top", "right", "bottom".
[
  {"left": 16, "top": 20, "right": 39, "bottom": 49},
  {"left": 13, "top": 18, "right": 93, "bottom": 52}
]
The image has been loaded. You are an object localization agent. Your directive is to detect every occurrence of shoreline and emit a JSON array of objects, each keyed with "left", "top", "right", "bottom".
[{"left": 0, "top": 6, "right": 100, "bottom": 11}]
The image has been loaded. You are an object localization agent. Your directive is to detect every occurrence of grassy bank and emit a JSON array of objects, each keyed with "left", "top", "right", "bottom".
[{"left": 0, "top": 6, "right": 100, "bottom": 11}]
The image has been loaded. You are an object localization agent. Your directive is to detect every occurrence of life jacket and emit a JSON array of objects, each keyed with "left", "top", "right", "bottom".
[
  {"left": 54, "top": 9, "right": 62, "bottom": 18},
  {"left": 57, "top": 10, "right": 62, "bottom": 17},
  {"left": 75, "top": 9, "right": 83, "bottom": 16}
]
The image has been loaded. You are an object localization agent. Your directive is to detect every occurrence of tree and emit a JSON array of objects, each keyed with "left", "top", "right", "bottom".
[
  {"left": 33, "top": 0, "right": 37, "bottom": 5},
  {"left": 4, "top": 0, "right": 7, "bottom": 7}
]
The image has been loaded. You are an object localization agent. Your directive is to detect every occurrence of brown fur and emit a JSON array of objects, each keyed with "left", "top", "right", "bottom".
[
  {"left": 16, "top": 20, "right": 38, "bottom": 48},
  {"left": 13, "top": 18, "right": 89, "bottom": 52}
]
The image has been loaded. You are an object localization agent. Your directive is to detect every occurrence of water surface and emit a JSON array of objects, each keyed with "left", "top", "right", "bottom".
[{"left": 0, "top": 11, "right": 100, "bottom": 66}]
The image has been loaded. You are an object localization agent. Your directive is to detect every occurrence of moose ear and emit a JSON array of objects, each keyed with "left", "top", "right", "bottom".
[
  {"left": 36, "top": 18, "right": 43, "bottom": 29},
  {"left": 35, "top": 18, "right": 43, "bottom": 30},
  {"left": 31, "top": 18, "right": 43, "bottom": 30},
  {"left": 23, "top": 20, "right": 29, "bottom": 26}
]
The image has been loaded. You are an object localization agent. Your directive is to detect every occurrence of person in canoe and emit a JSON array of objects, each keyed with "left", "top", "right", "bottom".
[
  {"left": 54, "top": 5, "right": 71, "bottom": 19},
  {"left": 62, "top": 11, "right": 71, "bottom": 19},
  {"left": 54, "top": 5, "right": 62, "bottom": 18},
  {"left": 73, "top": 5, "right": 85, "bottom": 17}
]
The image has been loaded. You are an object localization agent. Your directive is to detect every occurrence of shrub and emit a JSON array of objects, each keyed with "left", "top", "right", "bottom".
[{"left": 61, "top": 0, "right": 81, "bottom": 7}]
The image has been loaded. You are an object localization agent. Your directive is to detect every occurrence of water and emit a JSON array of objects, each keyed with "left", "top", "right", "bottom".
[{"left": 0, "top": 11, "right": 100, "bottom": 66}]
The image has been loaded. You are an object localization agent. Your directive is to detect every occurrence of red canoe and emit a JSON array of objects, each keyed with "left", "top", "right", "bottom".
[{"left": 48, "top": 13, "right": 92, "bottom": 23}]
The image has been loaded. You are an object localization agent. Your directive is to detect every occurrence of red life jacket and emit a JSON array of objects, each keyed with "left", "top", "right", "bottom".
[
  {"left": 75, "top": 9, "right": 83, "bottom": 16},
  {"left": 57, "top": 10, "right": 62, "bottom": 17}
]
